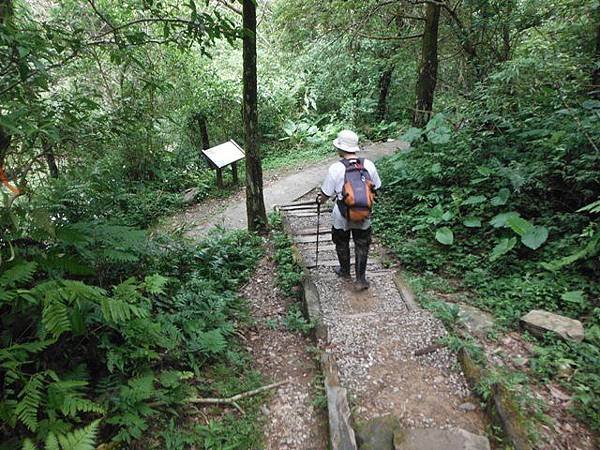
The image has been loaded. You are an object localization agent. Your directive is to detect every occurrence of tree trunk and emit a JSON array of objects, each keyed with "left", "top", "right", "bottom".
[
  {"left": 0, "top": 0, "right": 12, "bottom": 167},
  {"left": 242, "top": 0, "right": 267, "bottom": 233},
  {"left": 43, "top": 141, "right": 59, "bottom": 178},
  {"left": 593, "top": 4, "right": 600, "bottom": 98},
  {"left": 413, "top": 2, "right": 440, "bottom": 128},
  {"left": 0, "top": 0, "right": 12, "bottom": 23},
  {"left": 376, "top": 66, "right": 394, "bottom": 121},
  {"left": 501, "top": 25, "right": 511, "bottom": 62},
  {"left": 0, "top": 129, "right": 9, "bottom": 169},
  {"left": 195, "top": 113, "right": 210, "bottom": 151}
]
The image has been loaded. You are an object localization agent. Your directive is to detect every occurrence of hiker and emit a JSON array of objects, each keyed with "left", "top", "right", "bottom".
[{"left": 317, "top": 130, "right": 381, "bottom": 291}]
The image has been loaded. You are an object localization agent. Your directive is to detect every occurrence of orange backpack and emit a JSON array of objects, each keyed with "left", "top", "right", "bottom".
[{"left": 338, "top": 158, "right": 375, "bottom": 222}]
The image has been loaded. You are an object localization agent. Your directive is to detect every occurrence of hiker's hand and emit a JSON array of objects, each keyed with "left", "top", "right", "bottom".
[{"left": 316, "top": 193, "right": 325, "bottom": 204}]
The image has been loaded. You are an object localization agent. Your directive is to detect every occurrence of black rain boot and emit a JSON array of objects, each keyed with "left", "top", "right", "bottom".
[
  {"left": 334, "top": 242, "right": 351, "bottom": 279},
  {"left": 354, "top": 239, "right": 370, "bottom": 291},
  {"left": 332, "top": 227, "right": 351, "bottom": 279},
  {"left": 333, "top": 242, "right": 350, "bottom": 279}
]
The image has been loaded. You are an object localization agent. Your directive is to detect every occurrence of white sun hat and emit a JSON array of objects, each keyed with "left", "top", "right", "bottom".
[{"left": 332, "top": 129, "right": 361, "bottom": 153}]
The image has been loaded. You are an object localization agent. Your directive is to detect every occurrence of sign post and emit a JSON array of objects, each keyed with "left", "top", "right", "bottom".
[{"left": 202, "top": 140, "right": 245, "bottom": 189}]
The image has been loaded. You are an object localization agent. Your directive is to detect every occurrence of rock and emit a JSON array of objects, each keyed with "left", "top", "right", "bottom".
[
  {"left": 182, "top": 187, "right": 199, "bottom": 204},
  {"left": 549, "top": 385, "right": 571, "bottom": 402},
  {"left": 357, "top": 415, "right": 401, "bottom": 450},
  {"left": 458, "top": 402, "right": 477, "bottom": 412},
  {"left": 446, "top": 303, "right": 495, "bottom": 338},
  {"left": 520, "top": 310, "right": 584, "bottom": 342},
  {"left": 512, "top": 356, "right": 528, "bottom": 368},
  {"left": 394, "top": 428, "right": 490, "bottom": 450}
]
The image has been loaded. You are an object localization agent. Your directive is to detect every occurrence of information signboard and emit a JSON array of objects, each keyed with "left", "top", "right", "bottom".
[{"left": 202, "top": 140, "right": 245, "bottom": 169}]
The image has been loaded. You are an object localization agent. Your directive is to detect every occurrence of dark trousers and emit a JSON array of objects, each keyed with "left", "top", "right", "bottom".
[{"left": 331, "top": 227, "right": 372, "bottom": 280}]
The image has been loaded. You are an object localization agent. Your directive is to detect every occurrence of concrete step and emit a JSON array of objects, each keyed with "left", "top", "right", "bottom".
[{"left": 394, "top": 428, "right": 490, "bottom": 450}]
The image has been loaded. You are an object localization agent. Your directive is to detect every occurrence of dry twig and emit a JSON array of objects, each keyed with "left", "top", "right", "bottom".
[{"left": 188, "top": 380, "right": 288, "bottom": 415}]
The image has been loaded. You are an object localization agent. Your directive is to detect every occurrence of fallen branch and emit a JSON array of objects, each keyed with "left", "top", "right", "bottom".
[{"left": 188, "top": 381, "right": 288, "bottom": 415}]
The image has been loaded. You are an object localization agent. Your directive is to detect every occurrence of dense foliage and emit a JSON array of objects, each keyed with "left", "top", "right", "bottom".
[
  {"left": 370, "top": 2, "right": 600, "bottom": 430},
  {"left": 2, "top": 0, "right": 599, "bottom": 446},
  {"left": 0, "top": 225, "right": 264, "bottom": 448}
]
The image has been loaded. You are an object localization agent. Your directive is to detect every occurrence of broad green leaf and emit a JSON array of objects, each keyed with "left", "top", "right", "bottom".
[
  {"left": 435, "top": 227, "right": 454, "bottom": 245},
  {"left": 297, "top": 122, "right": 309, "bottom": 132},
  {"left": 506, "top": 216, "right": 533, "bottom": 236},
  {"left": 427, "top": 127, "right": 451, "bottom": 144},
  {"left": 425, "top": 113, "right": 451, "bottom": 144},
  {"left": 425, "top": 113, "right": 446, "bottom": 130},
  {"left": 428, "top": 204, "right": 444, "bottom": 219},
  {"left": 282, "top": 120, "right": 296, "bottom": 136},
  {"left": 399, "top": 127, "right": 422, "bottom": 143},
  {"left": 463, "top": 195, "right": 487, "bottom": 205},
  {"left": 441, "top": 211, "right": 454, "bottom": 221},
  {"left": 560, "top": 290, "right": 587, "bottom": 306},
  {"left": 490, "top": 211, "right": 520, "bottom": 228},
  {"left": 463, "top": 217, "right": 482, "bottom": 228},
  {"left": 476, "top": 166, "right": 493, "bottom": 176},
  {"left": 431, "top": 163, "right": 441, "bottom": 174},
  {"left": 521, "top": 225, "right": 548, "bottom": 249},
  {"left": 490, "top": 188, "right": 510, "bottom": 206},
  {"left": 490, "top": 237, "right": 517, "bottom": 261},
  {"left": 582, "top": 99, "right": 600, "bottom": 110}
]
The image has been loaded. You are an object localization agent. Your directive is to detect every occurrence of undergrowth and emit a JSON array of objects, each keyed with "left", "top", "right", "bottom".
[
  {"left": 0, "top": 224, "right": 265, "bottom": 449},
  {"left": 269, "top": 213, "right": 314, "bottom": 335},
  {"left": 374, "top": 93, "right": 599, "bottom": 429}
]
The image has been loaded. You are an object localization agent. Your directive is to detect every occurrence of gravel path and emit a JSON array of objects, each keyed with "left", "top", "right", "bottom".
[{"left": 284, "top": 201, "right": 489, "bottom": 435}]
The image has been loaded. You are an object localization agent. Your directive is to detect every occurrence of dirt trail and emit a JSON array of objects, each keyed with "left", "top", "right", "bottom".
[
  {"left": 241, "top": 247, "right": 328, "bottom": 450},
  {"left": 281, "top": 197, "right": 491, "bottom": 449}
]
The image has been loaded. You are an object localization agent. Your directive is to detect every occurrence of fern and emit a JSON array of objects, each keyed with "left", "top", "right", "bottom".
[
  {"left": 21, "top": 439, "right": 36, "bottom": 450},
  {"left": 61, "top": 396, "right": 105, "bottom": 417},
  {"left": 57, "top": 420, "right": 100, "bottom": 450},
  {"left": 100, "top": 297, "right": 147, "bottom": 323},
  {"left": 16, "top": 373, "right": 45, "bottom": 432},
  {"left": 196, "top": 329, "right": 227, "bottom": 355},
  {"left": 0, "top": 261, "right": 38, "bottom": 288},
  {"left": 59, "top": 280, "right": 107, "bottom": 301},
  {"left": 123, "top": 374, "right": 156, "bottom": 403},
  {"left": 47, "top": 380, "right": 105, "bottom": 418},
  {"left": 0, "top": 286, "right": 17, "bottom": 304},
  {"left": 17, "top": 418, "right": 99, "bottom": 449},
  {"left": 45, "top": 433, "right": 60, "bottom": 450},
  {"left": 42, "top": 298, "right": 71, "bottom": 338},
  {"left": 143, "top": 274, "right": 168, "bottom": 295}
]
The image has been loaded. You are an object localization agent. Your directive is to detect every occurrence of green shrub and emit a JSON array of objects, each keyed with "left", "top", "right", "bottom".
[{"left": 0, "top": 223, "right": 264, "bottom": 448}]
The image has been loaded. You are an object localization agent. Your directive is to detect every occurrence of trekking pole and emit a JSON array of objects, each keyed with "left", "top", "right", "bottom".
[{"left": 315, "top": 198, "right": 321, "bottom": 269}]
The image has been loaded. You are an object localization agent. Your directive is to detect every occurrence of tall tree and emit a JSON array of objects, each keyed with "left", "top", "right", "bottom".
[
  {"left": 0, "top": 0, "right": 12, "bottom": 168},
  {"left": 242, "top": 0, "right": 267, "bottom": 232},
  {"left": 413, "top": 2, "right": 440, "bottom": 127},
  {"left": 376, "top": 65, "right": 394, "bottom": 121},
  {"left": 593, "top": 3, "right": 600, "bottom": 98}
]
